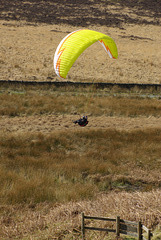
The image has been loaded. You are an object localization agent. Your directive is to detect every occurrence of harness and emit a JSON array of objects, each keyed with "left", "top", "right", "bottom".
[
  {"left": 74, "top": 117, "right": 88, "bottom": 127},
  {"left": 78, "top": 120, "right": 89, "bottom": 127}
]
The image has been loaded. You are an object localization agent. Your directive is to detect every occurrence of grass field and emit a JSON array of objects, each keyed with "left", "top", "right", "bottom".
[
  {"left": 0, "top": 84, "right": 161, "bottom": 239},
  {"left": 0, "top": 0, "right": 161, "bottom": 239},
  {"left": 0, "top": 18, "right": 161, "bottom": 84}
]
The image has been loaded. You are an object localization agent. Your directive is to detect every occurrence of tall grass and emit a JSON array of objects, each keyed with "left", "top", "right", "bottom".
[
  {"left": 0, "top": 128, "right": 160, "bottom": 205},
  {"left": 0, "top": 189, "right": 160, "bottom": 239},
  {"left": 1, "top": 84, "right": 161, "bottom": 117}
]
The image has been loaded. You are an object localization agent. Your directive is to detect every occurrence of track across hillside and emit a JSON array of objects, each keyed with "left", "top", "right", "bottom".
[{"left": 1, "top": 114, "right": 161, "bottom": 135}]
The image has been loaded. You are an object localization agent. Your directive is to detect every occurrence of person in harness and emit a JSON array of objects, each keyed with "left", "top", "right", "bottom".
[{"left": 73, "top": 116, "right": 88, "bottom": 127}]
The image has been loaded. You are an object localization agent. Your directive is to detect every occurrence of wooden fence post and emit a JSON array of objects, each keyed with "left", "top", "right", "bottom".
[
  {"left": 138, "top": 221, "right": 142, "bottom": 240},
  {"left": 82, "top": 212, "right": 85, "bottom": 240},
  {"left": 147, "top": 229, "right": 151, "bottom": 240},
  {"left": 80, "top": 214, "right": 152, "bottom": 240},
  {"left": 116, "top": 216, "right": 120, "bottom": 238}
]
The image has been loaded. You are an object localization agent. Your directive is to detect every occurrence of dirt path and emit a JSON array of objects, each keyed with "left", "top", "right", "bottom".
[{"left": 1, "top": 115, "right": 161, "bottom": 135}]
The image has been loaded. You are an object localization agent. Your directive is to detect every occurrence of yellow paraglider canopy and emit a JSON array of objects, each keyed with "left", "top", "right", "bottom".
[{"left": 54, "top": 29, "right": 118, "bottom": 79}]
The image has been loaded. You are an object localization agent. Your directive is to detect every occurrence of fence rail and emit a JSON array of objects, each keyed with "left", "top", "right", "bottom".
[{"left": 81, "top": 213, "right": 152, "bottom": 240}]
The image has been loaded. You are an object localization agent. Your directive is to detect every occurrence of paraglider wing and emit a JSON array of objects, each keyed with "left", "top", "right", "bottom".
[{"left": 54, "top": 29, "right": 118, "bottom": 79}]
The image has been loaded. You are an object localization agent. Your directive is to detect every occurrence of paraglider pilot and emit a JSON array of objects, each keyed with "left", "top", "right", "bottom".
[{"left": 73, "top": 116, "right": 88, "bottom": 127}]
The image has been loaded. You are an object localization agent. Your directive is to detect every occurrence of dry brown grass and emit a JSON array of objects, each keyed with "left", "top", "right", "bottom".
[
  {"left": 0, "top": 19, "right": 161, "bottom": 84},
  {"left": 0, "top": 1, "right": 161, "bottom": 237},
  {"left": 0, "top": 128, "right": 160, "bottom": 205},
  {"left": 1, "top": 84, "right": 161, "bottom": 118},
  {"left": 0, "top": 84, "right": 161, "bottom": 239},
  {"left": 0, "top": 190, "right": 160, "bottom": 239}
]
